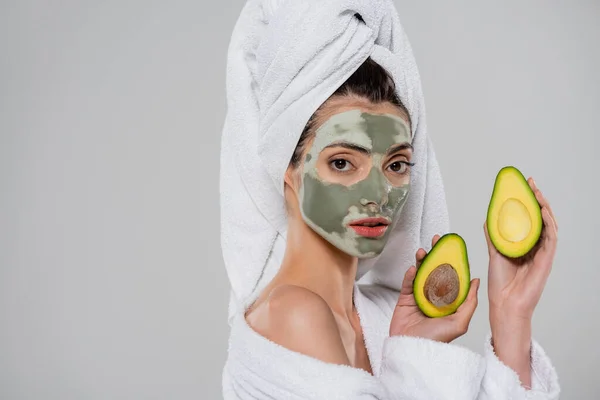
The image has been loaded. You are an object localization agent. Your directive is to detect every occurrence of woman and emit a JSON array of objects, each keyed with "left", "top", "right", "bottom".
[{"left": 220, "top": 0, "right": 560, "bottom": 398}]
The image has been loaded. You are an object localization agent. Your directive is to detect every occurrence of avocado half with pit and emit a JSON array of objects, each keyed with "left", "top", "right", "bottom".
[
  {"left": 486, "top": 166, "right": 542, "bottom": 258},
  {"left": 413, "top": 233, "right": 471, "bottom": 318}
]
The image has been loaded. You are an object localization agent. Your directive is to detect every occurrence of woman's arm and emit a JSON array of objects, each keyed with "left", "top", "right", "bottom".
[
  {"left": 478, "top": 331, "right": 560, "bottom": 400},
  {"left": 480, "top": 177, "right": 560, "bottom": 399}
]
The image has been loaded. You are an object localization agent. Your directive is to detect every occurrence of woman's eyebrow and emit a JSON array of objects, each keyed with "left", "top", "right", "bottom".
[
  {"left": 323, "top": 142, "right": 371, "bottom": 155},
  {"left": 386, "top": 143, "right": 413, "bottom": 155}
]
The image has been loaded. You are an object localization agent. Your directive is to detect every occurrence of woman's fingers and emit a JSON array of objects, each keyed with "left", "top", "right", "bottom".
[
  {"left": 528, "top": 207, "right": 557, "bottom": 289},
  {"left": 483, "top": 221, "right": 491, "bottom": 246},
  {"left": 451, "top": 278, "right": 480, "bottom": 333},
  {"left": 400, "top": 265, "right": 417, "bottom": 296},
  {"left": 530, "top": 177, "right": 558, "bottom": 231},
  {"left": 415, "top": 248, "right": 427, "bottom": 268},
  {"left": 415, "top": 235, "right": 440, "bottom": 269},
  {"left": 483, "top": 221, "right": 497, "bottom": 257},
  {"left": 527, "top": 176, "right": 536, "bottom": 191},
  {"left": 431, "top": 234, "right": 441, "bottom": 248},
  {"left": 543, "top": 206, "right": 558, "bottom": 243}
]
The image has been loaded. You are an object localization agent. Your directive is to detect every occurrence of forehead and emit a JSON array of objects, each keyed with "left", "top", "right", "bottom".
[{"left": 312, "top": 109, "right": 411, "bottom": 153}]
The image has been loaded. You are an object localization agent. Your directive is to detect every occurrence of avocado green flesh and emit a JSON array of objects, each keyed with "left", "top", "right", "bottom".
[
  {"left": 413, "top": 233, "right": 471, "bottom": 318},
  {"left": 486, "top": 166, "right": 542, "bottom": 258}
]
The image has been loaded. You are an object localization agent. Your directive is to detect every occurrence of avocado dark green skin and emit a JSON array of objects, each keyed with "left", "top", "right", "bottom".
[
  {"left": 412, "top": 233, "right": 471, "bottom": 318},
  {"left": 485, "top": 166, "right": 543, "bottom": 261}
]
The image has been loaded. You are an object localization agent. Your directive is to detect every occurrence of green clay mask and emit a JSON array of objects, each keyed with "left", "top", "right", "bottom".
[{"left": 298, "top": 109, "right": 412, "bottom": 258}]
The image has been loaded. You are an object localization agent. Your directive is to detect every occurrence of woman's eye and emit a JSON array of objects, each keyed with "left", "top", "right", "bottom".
[
  {"left": 331, "top": 159, "right": 353, "bottom": 172},
  {"left": 387, "top": 161, "right": 410, "bottom": 174}
]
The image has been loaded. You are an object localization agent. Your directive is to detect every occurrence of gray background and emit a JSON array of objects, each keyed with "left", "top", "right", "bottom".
[{"left": 1, "top": 0, "right": 598, "bottom": 398}]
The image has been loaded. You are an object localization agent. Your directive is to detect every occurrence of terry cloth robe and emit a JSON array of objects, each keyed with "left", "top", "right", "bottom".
[{"left": 222, "top": 281, "right": 560, "bottom": 400}]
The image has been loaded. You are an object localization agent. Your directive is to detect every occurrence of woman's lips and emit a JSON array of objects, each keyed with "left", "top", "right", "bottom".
[
  {"left": 350, "top": 225, "right": 388, "bottom": 237},
  {"left": 348, "top": 217, "right": 390, "bottom": 238}
]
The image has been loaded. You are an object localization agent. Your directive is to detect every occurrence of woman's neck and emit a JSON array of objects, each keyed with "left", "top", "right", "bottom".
[{"left": 276, "top": 216, "right": 358, "bottom": 318}]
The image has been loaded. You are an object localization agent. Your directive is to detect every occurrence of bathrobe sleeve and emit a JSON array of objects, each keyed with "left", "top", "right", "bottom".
[
  {"left": 478, "top": 334, "right": 560, "bottom": 400},
  {"left": 379, "top": 335, "right": 485, "bottom": 399},
  {"left": 378, "top": 334, "right": 560, "bottom": 400}
]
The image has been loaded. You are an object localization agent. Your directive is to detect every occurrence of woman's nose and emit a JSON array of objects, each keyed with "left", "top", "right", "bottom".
[{"left": 359, "top": 168, "right": 389, "bottom": 209}]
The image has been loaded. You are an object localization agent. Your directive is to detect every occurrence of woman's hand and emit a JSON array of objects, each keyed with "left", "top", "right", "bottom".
[
  {"left": 485, "top": 177, "right": 558, "bottom": 321},
  {"left": 484, "top": 177, "right": 558, "bottom": 388},
  {"left": 389, "top": 234, "right": 480, "bottom": 343}
]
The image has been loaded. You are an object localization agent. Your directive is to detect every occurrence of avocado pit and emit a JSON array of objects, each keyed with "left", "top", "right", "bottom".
[{"left": 423, "top": 263, "right": 460, "bottom": 307}]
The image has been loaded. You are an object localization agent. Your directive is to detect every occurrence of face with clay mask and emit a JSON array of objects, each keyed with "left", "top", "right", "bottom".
[{"left": 298, "top": 108, "right": 413, "bottom": 258}]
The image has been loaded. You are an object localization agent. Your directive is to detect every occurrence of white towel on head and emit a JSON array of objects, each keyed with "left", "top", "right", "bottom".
[{"left": 220, "top": 0, "right": 448, "bottom": 323}]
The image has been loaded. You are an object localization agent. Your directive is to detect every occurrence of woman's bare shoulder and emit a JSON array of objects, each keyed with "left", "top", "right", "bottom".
[{"left": 245, "top": 284, "right": 350, "bottom": 365}]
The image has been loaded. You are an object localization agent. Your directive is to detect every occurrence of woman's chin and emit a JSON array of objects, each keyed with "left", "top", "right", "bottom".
[
  {"left": 342, "top": 239, "right": 388, "bottom": 259},
  {"left": 354, "top": 251, "right": 381, "bottom": 259}
]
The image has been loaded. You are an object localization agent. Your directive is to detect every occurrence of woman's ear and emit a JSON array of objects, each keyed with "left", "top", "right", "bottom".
[
  {"left": 283, "top": 165, "right": 299, "bottom": 196},
  {"left": 283, "top": 164, "right": 303, "bottom": 217}
]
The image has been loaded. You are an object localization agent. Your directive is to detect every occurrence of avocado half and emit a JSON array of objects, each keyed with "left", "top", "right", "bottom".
[
  {"left": 413, "top": 233, "right": 471, "bottom": 318},
  {"left": 486, "top": 166, "right": 542, "bottom": 258}
]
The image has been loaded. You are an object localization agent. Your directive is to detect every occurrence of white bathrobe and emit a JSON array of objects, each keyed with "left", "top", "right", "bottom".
[
  {"left": 222, "top": 281, "right": 560, "bottom": 400},
  {"left": 219, "top": 0, "right": 561, "bottom": 398}
]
